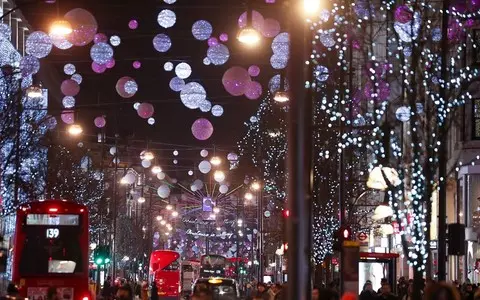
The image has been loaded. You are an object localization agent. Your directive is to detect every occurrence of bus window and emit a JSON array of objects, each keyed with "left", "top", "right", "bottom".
[{"left": 163, "top": 259, "right": 180, "bottom": 271}]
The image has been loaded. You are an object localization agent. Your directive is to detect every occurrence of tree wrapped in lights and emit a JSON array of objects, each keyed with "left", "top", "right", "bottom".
[
  {"left": 238, "top": 91, "right": 287, "bottom": 201},
  {"left": 309, "top": 0, "right": 480, "bottom": 290}
]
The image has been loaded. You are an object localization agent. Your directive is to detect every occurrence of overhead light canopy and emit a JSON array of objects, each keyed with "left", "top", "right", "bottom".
[{"left": 367, "top": 166, "right": 401, "bottom": 191}]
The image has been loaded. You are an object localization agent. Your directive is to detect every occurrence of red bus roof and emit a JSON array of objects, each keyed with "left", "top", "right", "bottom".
[
  {"left": 150, "top": 250, "right": 180, "bottom": 271},
  {"left": 18, "top": 200, "right": 88, "bottom": 213}
]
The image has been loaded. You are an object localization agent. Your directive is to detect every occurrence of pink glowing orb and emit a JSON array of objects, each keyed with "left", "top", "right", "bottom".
[
  {"left": 61, "top": 79, "right": 80, "bottom": 96},
  {"left": 64, "top": 8, "right": 98, "bottom": 46},
  {"left": 94, "top": 33, "right": 107, "bottom": 44},
  {"left": 191, "top": 118, "right": 214, "bottom": 141},
  {"left": 208, "top": 37, "right": 219, "bottom": 47},
  {"left": 265, "top": 0, "right": 276, "bottom": 3},
  {"left": 222, "top": 66, "right": 251, "bottom": 96},
  {"left": 128, "top": 19, "right": 138, "bottom": 30},
  {"left": 137, "top": 102, "right": 154, "bottom": 119},
  {"left": 61, "top": 110, "right": 75, "bottom": 124},
  {"left": 219, "top": 33, "right": 229, "bottom": 42},
  {"left": 238, "top": 10, "right": 264, "bottom": 31},
  {"left": 244, "top": 81, "right": 263, "bottom": 100},
  {"left": 106, "top": 58, "right": 116, "bottom": 69},
  {"left": 94, "top": 116, "right": 106, "bottom": 128},
  {"left": 92, "top": 62, "right": 107, "bottom": 73},
  {"left": 248, "top": 65, "right": 260, "bottom": 77},
  {"left": 133, "top": 61, "right": 142, "bottom": 69},
  {"left": 262, "top": 18, "right": 281, "bottom": 38}
]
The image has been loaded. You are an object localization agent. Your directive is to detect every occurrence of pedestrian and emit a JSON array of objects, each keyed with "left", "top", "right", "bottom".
[
  {"left": 273, "top": 284, "right": 283, "bottom": 300},
  {"left": 312, "top": 286, "right": 320, "bottom": 300},
  {"left": 141, "top": 281, "right": 148, "bottom": 300},
  {"left": 1, "top": 283, "right": 19, "bottom": 300},
  {"left": 253, "top": 283, "right": 269, "bottom": 300},
  {"left": 150, "top": 282, "right": 158, "bottom": 300},
  {"left": 464, "top": 284, "right": 475, "bottom": 300},
  {"left": 116, "top": 285, "right": 133, "bottom": 300},
  {"left": 378, "top": 283, "right": 398, "bottom": 300},
  {"left": 102, "top": 276, "right": 112, "bottom": 300},
  {"left": 424, "top": 283, "right": 460, "bottom": 300},
  {"left": 359, "top": 281, "right": 376, "bottom": 300}
]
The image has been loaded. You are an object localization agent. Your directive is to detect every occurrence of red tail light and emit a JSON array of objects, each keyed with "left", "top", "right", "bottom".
[
  {"left": 48, "top": 208, "right": 58, "bottom": 213},
  {"left": 82, "top": 297, "right": 89, "bottom": 300}
]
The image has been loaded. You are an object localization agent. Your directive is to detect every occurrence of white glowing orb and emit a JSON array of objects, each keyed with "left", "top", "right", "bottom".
[
  {"left": 169, "top": 77, "right": 185, "bottom": 92},
  {"left": 175, "top": 62, "right": 192, "bottom": 79},
  {"left": 62, "top": 96, "right": 75, "bottom": 108},
  {"left": 148, "top": 117, "right": 155, "bottom": 125},
  {"left": 207, "top": 44, "right": 230, "bottom": 66},
  {"left": 110, "top": 35, "right": 121, "bottom": 46},
  {"left": 180, "top": 82, "right": 207, "bottom": 109},
  {"left": 198, "top": 160, "right": 212, "bottom": 174},
  {"left": 153, "top": 34, "right": 172, "bottom": 52},
  {"left": 164, "top": 61, "right": 174, "bottom": 71},
  {"left": 211, "top": 105, "right": 224, "bottom": 117},
  {"left": 64, "top": 63, "right": 76, "bottom": 75},
  {"left": 26, "top": 31, "right": 52, "bottom": 58},
  {"left": 192, "top": 20, "right": 213, "bottom": 41},
  {"left": 90, "top": 42, "right": 114, "bottom": 64},
  {"left": 157, "top": 9, "right": 176, "bottom": 28},
  {"left": 200, "top": 149, "right": 208, "bottom": 157},
  {"left": 199, "top": 99, "right": 212, "bottom": 112}
]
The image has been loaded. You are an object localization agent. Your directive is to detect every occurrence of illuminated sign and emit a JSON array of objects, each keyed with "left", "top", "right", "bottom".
[{"left": 46, "top": 228, "right": 59, "bottom": 239}]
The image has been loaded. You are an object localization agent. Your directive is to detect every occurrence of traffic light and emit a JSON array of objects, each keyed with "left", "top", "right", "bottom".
[
  {"left": 333, "top": 225, "right": 352, "bottom": 251},
  {"left": 94, "top": 245, "right": 111, "bottom": 266},
  {"left": 282, "top": 209, "right": 290, "bottom": 218}
]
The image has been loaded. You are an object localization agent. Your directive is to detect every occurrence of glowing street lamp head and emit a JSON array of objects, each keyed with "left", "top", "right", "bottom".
[
  {"left": 213, "top": 207, "right": 220, "bottom": 214},
  {"left": 49, "top": 19, "right": 73, "bottom": 36},
  {"left": 237, "top": 27, "right": 261, "bottom": 46},
  {"left": 210, "top": 156, "right": 222, "bottom": 166},
  {"left": 214, "top": 170, "right": 225, "bottom": 183},
  {"left": 137, "top": 197, "right": 146, "bottom": 204},
  {"left": 274, "top": 91, "right": 290, "bottom": 103},
  {"left": 156, "top": 215, "right": 163, "bottom": 221},
  {"left": 251, "top": 182, "right": 261, "bottom": 191},
  {"left": 171, "top": 211, "right": 179, "bottom": 217},
  {"left": 160, "top": 220, "right": 167, "bottom": 225},
  {"left": 151, "top": 166, "right": 162, "bottom": 174},
  {"left": 304, "top": 0, "right": 321, "bottom": 15},
  {"left": 140, "top": 150, "right": 154, "bottom": 161},
  {"left": 68, "top": 124, "right": 83, "bottom": 136},
  {"left": 166, "top": 204, "right": 173, "bottom": 211},
  {"left": 244, "top": 192, "right": 254, "bottom": 201}
]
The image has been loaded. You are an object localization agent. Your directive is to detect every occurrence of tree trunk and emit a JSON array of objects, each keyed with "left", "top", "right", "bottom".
[{"left": 412, "top": 268, "right": 424, "bottom": 300}]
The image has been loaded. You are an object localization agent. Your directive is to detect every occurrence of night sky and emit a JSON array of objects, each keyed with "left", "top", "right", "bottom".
[{"left": 20, "top": 0, "right": 281, "bottom": 149}]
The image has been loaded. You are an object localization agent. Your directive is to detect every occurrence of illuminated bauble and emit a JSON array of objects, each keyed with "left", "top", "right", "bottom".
[
  {"left": 271, "top": 32, "right": 289, "bottom": 55},
  {"left": 188, "top": 170, "right": 194, "bottom": 176},
  {"left": 268, "top": 74, "right": 289, "bottom": 93},
  {"left": 193, "top": 179, "right": 203, "bottom": 190},
  {"left": 312, "top": 66, "right": 328, "bottom": 83},
  {"left": 319, "top": 31, "right": 335, "bottom": 48},
  {"left": 106, "top": 58, "right": 116, "bottom": 69},
  {"left": 62, "top": 96, "right": 75, "bottom": 108},
  {"left": 137, "top": 103, "right": 154, "bottom": 119},
  {"left": 244, "top": 81, "right": 262, "bottom": 100},
  {"left": 191, "top": 118, "right": 214, "bottom": 140},
  {"left": 157, "top": 9, "right": 176, "bottom": 28},
  {"left": 64, "top": 8, "right": 98, "bottom": 46},
  {"left": 124, "top": 172, "right": 136, "bottom": 184},
  {"left": 395, "top": 106, "right": 410, "bottom": 122},
  {"left": 222, "top": 66, "right": 250, "bottom": 96},
  {"left": 227, "top": 152, "right": 238, "bottom": 161},
  {"left": 92, "top": 62, "right": 107, "bottom": 73},
  {"left": 180, "top": 82, "right": 207, "bottom": 109},
  {"left": 148, "top": 118, "right": 155, "bottom": 125},
  {"left": 164, "top": 0, "right": 176, "bottom": 3},
  {"left": 157, "top": 172, "right": 166, "bottom": 180},
  {"left": 133, "top": 61, "right": 141, "bottom": 69},
  {"left": 394, "top": 11, "right": 420, "bottom": 42},
  {"left": 175, "top": 62, "right": 192, "bottom": 79},
  {"left": 238, "top": 10, "right": 264, "bottom": 31},
  {"left": 94, "top": 116, "right": 106, "bottom": 128},
  {"left": 94, "top": 33, "right": 107, "bottom": 44},
  {"left": 109, "top": 147, "right": 116, "bottom": 155},
  {"left": 169, "top": 77, "right": 185, "bottom": 92},
  {"left": 61, "top": 79, "right": 80, "bottom": 96},
  {"left": 200, "top": 149, "right": 208, "bottom": 157},
  {"left": 203, "top": 57, "right": 211, "bottom": 65},
  {"left": 394, "top": 5, "right": 413, "bottom": 23},
  {"left": 153, "top": 34, "right": 171, "bottom": 52},
  {"left": 248, "top": 65, "right": 260, "bottom": 77},
  {"left": 211, "top": 105, "right": 224, "bottom": 117},
  {"left": 50, "top": 31, "right": 73, "bottom": 50},
  {"left": 26, "top": 31, "right": 52, "bottom": 58},
  {"left": 157, "top": 184, "right": 171, "bottom": 198},
  {"left": 110, "top": 35, "right": 121, "bottom": 46},
  {"left": 208, "top": 37, "right": 218, "bottom": 46},
  {"left": 128, "top": 19, "right": 138, "bottom": 29},
  {"left": 64, "top": 63, "right": 76, "bottom": 75},
  {"left": 142, "top": 159, "right": 152, "bottom": 168},
  {"left": 90, "top": 42, "right": 113, "bottom": 65},
  {"left": 173, "top": 150, "right": 179, "bottom": 156},
  {"left": 20, "top": 55, "right": 40, "bottom": 76},
  {"left": 133, "top": 102, "right": 140, "bottom": 110},
  {"left": 45, "top": 116, "right": 57, "bottom": 130},
  {"left": 262, "top": 18, "right": 280, "bottom": 37},
  {"left": 173, "top": 159, "right": 178, "bottom": 164},
  {"left": 198, "top": 160, "right": 212, "bottom": 174},
  {"left": 164, "top": 62, "right": 173, "bottom": 71},
  {"left": 219, "top": 185, "right": 228, "bottom": 194},
  {"left": 250, "top": 116, "right": 258, "bottom": 123},
  {"left": 207, "top": 44, "right": 230, "bottom": 65},
  {"left": 0, "top": 24, "right": 11, "bottom": 39},
  {"left": 199, "top": 99, "right": 212, "bottom": 112},
  {"left": 192, "top": 20, "right": 213, "bottom": 40},
  {"left": 219, "top": 33, "right": 228, "bottom": 42},
  {"left": 270, "top": 54, "right": 288, "bottom": 69},
  {"left": 61, "top": 110, "right": 75, "bottom": 124},
  {"left": 116, "top": 76, "right": 137, "bottom": 98}
]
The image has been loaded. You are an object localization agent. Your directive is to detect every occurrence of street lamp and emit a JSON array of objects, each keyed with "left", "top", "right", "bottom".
[
  {"left": 140, "top": 150, "right": 154, "bottom": 161},
  {"left": 213, "top": 207, "right": 220, "bottom": 214},
  {"left": 237, "top": 26, "right": 261, "bottom": 45},
  {"left": 251, "top": 182, "right": 261, "bottom": 191},
  {"left": 67, "top": 124, "right": 83, "bottom": 136},
  {"left": 49, "top": 19, "right": 73, "bottom": 36},
  {"left": 26, "top": 84, "right": 43, "bottom": 98},
  {"left": 244, "top": 192, "right": 254, "bottom": 201},
  {"left": 303, "top": 0, "right": 321, "bottom": 15},
  {"left": 214, "top": 170, "right": 225, "bottom": 183},
  {"left": 171, "top": 211, "right": 179, "bottom": 217},
  {"left": 137, "top": 197, "right": 146, "bottom": 204},
  {"left": 166, "top": 204, "right": 173, "bottom": 211},
  {"left": 156, "top": 215, "right": 163, "bottom": 221},
  {"left": 210, "top": 156, "right": 222, "bottom": 166},
  {"left": 273, "top": 90, "right": 290, "bottom": 103},
  {"left": 372, "top": 203, "right": 394, "bottom": 220},
  {"left": 151, "top": 166, "right": 162, "bottom": 174}
]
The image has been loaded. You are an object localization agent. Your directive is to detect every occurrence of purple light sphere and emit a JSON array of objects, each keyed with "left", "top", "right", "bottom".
[
  {"left": 222, "top": 66, "right": 251, "bottom": 96},
  {"left": 394, "top": 5, "right": 413, "bottom": 24},
  {"left": 191, "top": 118, "right": 214, "bottom": 141},
  {"left": 244, "top": 81, "right": 263, "bottom": 100},
  {"left": 133, "top": 61, "right": 142, "bottom": 69},
  {"left": 219, "top": 33, "right": 228, "bottom": 42},
  {"left": 61, "top": 79, "right": 80, "bottom": 96},
  {"left": 106, "top": 58, "right": 116, "bottom": 69},
  {"left": 137, "top": 103, "right": 154, "bottom": 119},
  {"left": 94, "top": 116, "right": 106, "bottom": 128},
  {"left": 61, "top": 110, "right": 75, "bottom": 124},
  {"left": 94, "top": 33, "right": 107, "bottom": 44},
  {"left": 92, "top": 62, "right": 107, "bottom": 73},
  {"left": 128, "top": 19, "right": 138, "bottom": 30},
  {"left": 248, "top": 65, "right": 260, "bottom": 77},
  {"left": 208, "top": 37, "right": 218, "bottom": 47}
]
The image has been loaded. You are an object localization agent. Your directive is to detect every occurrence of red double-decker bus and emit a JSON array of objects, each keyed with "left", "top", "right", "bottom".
[
  {"left": 12, "top": 200, "right": 90, "bottom": 300},
  {"left": 149, "top": 250, "right": 181, "bottom": 299}
]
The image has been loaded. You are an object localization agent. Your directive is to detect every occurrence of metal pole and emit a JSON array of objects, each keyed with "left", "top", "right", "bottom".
[
  {"left": 259, "top": 188, "right": 264, "bottom": 282},
  {"left": 287, "top": 1, "right": 313, "bottom": 299},
  {"left": 437, "top": 0, "right": 449, "bottom": 282},
  {"left": 13, "top": 92, "right": 22, "bottom": 207},
  {"left": 111, "top": 135, "right": 119, "bottom": 278}
]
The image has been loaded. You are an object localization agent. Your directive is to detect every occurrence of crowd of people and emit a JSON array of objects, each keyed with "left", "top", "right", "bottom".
[{"left": 100, "top": 276, "right": 157, "bottom": 300}]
